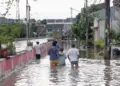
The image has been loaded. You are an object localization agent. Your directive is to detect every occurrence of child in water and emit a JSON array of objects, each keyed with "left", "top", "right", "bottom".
[{"left": 58, "top": 48, "right": 66, "bottom": 66}]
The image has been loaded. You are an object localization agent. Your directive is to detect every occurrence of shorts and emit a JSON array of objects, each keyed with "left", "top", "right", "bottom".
[
  {"left": 71, "top": 61, "right": 78, "bottom": 64},
  {"left": 50, "top": 60, "right": 58, "bottom": 67},
  {"left": 36, "top": 54, "right": 41, "bottom": 59}
]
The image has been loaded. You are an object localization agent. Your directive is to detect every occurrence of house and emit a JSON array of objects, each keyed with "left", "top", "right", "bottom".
[{"left": 93, "top": 6, "right": 119, "bottom": 41}]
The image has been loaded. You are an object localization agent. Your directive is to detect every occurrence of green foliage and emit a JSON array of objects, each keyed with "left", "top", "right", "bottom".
[
  {"left": 116, "top": 30, "right": 120, "bottom": 41},
  {"left": 110, "top": 29, "right": 117, "bottom": 43},
  {"left": 31, "top": 23, "right": 37, "bottom": 34},
  {"left": 41, "top": 19, "right": 47, "bottom": 25},
  {"left": 71, "top": 15, "right": 86, "bottom": 40},
  {"left": 19, "top": 24, "right": 26, "bottom": 38},
  {"left": 0, "top": 23, "right": 22, "bottom": 42},
  {"left": 95, "top": 38, "right": 104, "bottom": 48},
  {"left": 110, "top": 28, "right": 120, "bottom": 43},
  {"left": 0, "top": 23, "right": 24, "bottom": 50},
  {"left": 71, "top": 4, "right": 98, "bottom": 41}
]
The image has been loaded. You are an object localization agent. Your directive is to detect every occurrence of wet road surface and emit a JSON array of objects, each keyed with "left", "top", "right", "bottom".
[
  {"left": 0, "top": 55, "right": 120, "bottom": 86},
  {"left": 1, "top": 40, "right": 120, "bottom": 86}
]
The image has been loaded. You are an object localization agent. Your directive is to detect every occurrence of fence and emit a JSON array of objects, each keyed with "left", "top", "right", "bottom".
[{"left": 0, "top": 41, "right": 52, "bottom": 81}]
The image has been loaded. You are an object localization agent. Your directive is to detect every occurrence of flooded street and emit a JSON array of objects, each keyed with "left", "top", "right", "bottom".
[
  {"left": 14, "top": 38, "right": 48, "bottom": 52},
  {"left": 1, "top": 40, "right": 120, "bottom": 86},
  {"left": 0, "top": 56, "right": 120, "bottom": 86}
]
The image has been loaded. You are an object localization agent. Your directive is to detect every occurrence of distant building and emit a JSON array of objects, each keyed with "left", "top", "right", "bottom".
[
  {"left": 46, "top": 18, "right": 76, "bottom": 36},
  {"left": 0, "top": 17, "right": 15, "bottom": 24}
]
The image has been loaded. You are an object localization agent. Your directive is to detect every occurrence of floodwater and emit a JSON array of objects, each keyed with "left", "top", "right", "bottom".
[
  {"left": 1, "top": 56, "right": 120, "bottom": 86},
  {"left": 15, "top": 38, "right": 48, "bottom": 52},
  {"left": 1, "top": 40, "right": 120, "bottom": 86}
]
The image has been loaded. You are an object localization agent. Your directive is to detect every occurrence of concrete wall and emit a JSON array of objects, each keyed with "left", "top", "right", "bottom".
[
  {"left": 99, "top": 20, "right": 105, "bottom": 38},
  {"left": 94, "top": 19, "right": 120, "bottom": 41}
]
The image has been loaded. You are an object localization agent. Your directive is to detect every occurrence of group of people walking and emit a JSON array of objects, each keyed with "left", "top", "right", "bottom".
[
  {"left": 48, "top": 40, "right": 79, "bottom": 68},
  {"left": 34, "top": 40, "right": 79, "bottom": 68}
]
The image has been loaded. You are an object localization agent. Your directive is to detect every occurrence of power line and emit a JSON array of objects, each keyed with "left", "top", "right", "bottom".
[{"left": 71, "top": 7, "right": 80, "bottom": 12}]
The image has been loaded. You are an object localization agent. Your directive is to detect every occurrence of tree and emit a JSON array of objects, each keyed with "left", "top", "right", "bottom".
[
  {"left": 19, "top": 24, "right": 26, "bottom": 38},
  {"left": 0, "top": 23, "right": 24, "bottom": 52},
  {"left": 71, "top": 4, "right": 99, "bottom": 42},
  {"left": 72, "top": 15, "right": 86, "bottom": 40},
  {"left": 110, "top": 29, "right": 117, "bottom": 42},
  {"left": 30, "top": 23, "right": 37, "bottom": 37},
  {"left": 41, "top": 19, "right": 47, "bottom": 25}
]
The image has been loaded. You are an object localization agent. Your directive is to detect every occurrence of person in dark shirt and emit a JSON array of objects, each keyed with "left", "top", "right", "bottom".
[
  {"left": 53, "top": 40, "right": 60, "bottom": 50},
  {"left": 48, "top": 41, "right": 58, "bottom": 67}
]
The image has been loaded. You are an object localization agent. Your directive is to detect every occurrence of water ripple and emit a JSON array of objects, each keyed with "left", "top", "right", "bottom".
[{"left": 0, "top": 57, "right": 120, "bottom": 86}]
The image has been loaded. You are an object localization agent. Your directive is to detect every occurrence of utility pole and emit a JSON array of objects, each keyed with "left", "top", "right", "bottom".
[
  {"left": 85, "top": 0, "right": 88, "bottom": 49},
  {"left": 70, "top": 8, "right": 80, "bottom": 48},
  {"left": 104, "top": 0, "right": 110, "bottom": 60},
  {"left": 16, "top": 0, "right": 20, "bottom": 23},
  {"left": 85, "top": 0, "right": 88, "bottom": 58},
  {"left": 71, "top": 7, "right": 73, "bottom": 45},
  {"left": 26, "top": 0, "right": 31, "bottom": 45}
]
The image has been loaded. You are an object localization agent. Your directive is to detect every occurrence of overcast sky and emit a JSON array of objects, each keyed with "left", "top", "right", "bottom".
[{"left": 0, "top": 0, "right": 113, "bottom": 20}]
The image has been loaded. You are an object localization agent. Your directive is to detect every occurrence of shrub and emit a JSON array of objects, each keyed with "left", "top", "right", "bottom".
[{"left": 95, "top": 38, "right": 104, "bottom": 49}]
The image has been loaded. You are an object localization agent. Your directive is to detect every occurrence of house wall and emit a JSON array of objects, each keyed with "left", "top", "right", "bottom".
[
  {"left": 114, "top": 9, "right": 120, "bottom": 20},
  {"left": 94, "top": 7, "right": 118, "bottom": 41},
  {"left": 99, "top": 20, "right": 105, "bottom": 38},
  {"left": 96, "top": 19, "right": 120, "bottom": 40},
  {"left": 111, "top": 20, "right": 120, "bottom": 30},
  {"left": 94, "top": 28, "right": 99, "bottom": 41}
]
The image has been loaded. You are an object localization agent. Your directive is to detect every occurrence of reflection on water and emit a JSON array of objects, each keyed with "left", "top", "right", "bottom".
[
  {"left": 15, "top": 38, "right": 48, "bottom": 52},
  {"left": 1, "top": 41, "right": 120, "bottom": 86},
  {"left": 104, "top": 60, "right": 111, "bottom": 86},
  {"left": 68, "top": 69, "right": 79, "bottom": 86},
  {"left": 1, "top": 56, "right": 120, "bottom": 86}
]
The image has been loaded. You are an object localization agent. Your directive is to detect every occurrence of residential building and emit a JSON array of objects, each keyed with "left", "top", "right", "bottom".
[{"left": 93, "top": 7, "right": 119, "bottom": 41}]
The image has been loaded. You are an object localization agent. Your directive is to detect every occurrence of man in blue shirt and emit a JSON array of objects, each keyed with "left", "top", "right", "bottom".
[{"left": 48, "top": 41, "right": 58, "bottom": 67}]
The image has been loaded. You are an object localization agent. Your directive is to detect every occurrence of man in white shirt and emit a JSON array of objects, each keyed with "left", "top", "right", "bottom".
[
  {"left": 34, "top": 41, "right": 41, "bottom": 59},
  {"left": 67, "top": 44, "right": 79, "bottom": 68}
]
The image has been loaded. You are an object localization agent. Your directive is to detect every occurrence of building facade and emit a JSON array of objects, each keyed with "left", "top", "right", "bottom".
[
  {"left": 46, "top": 18, "right": 75, "bottom": 36},
  {"left": 93, "top": 7, "right": 120, "bottom": 41}
]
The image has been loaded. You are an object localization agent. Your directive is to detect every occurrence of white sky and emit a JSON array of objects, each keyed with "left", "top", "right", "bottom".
[{"left": 0, "top": 0, "right": 113, "bottom": 20}]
